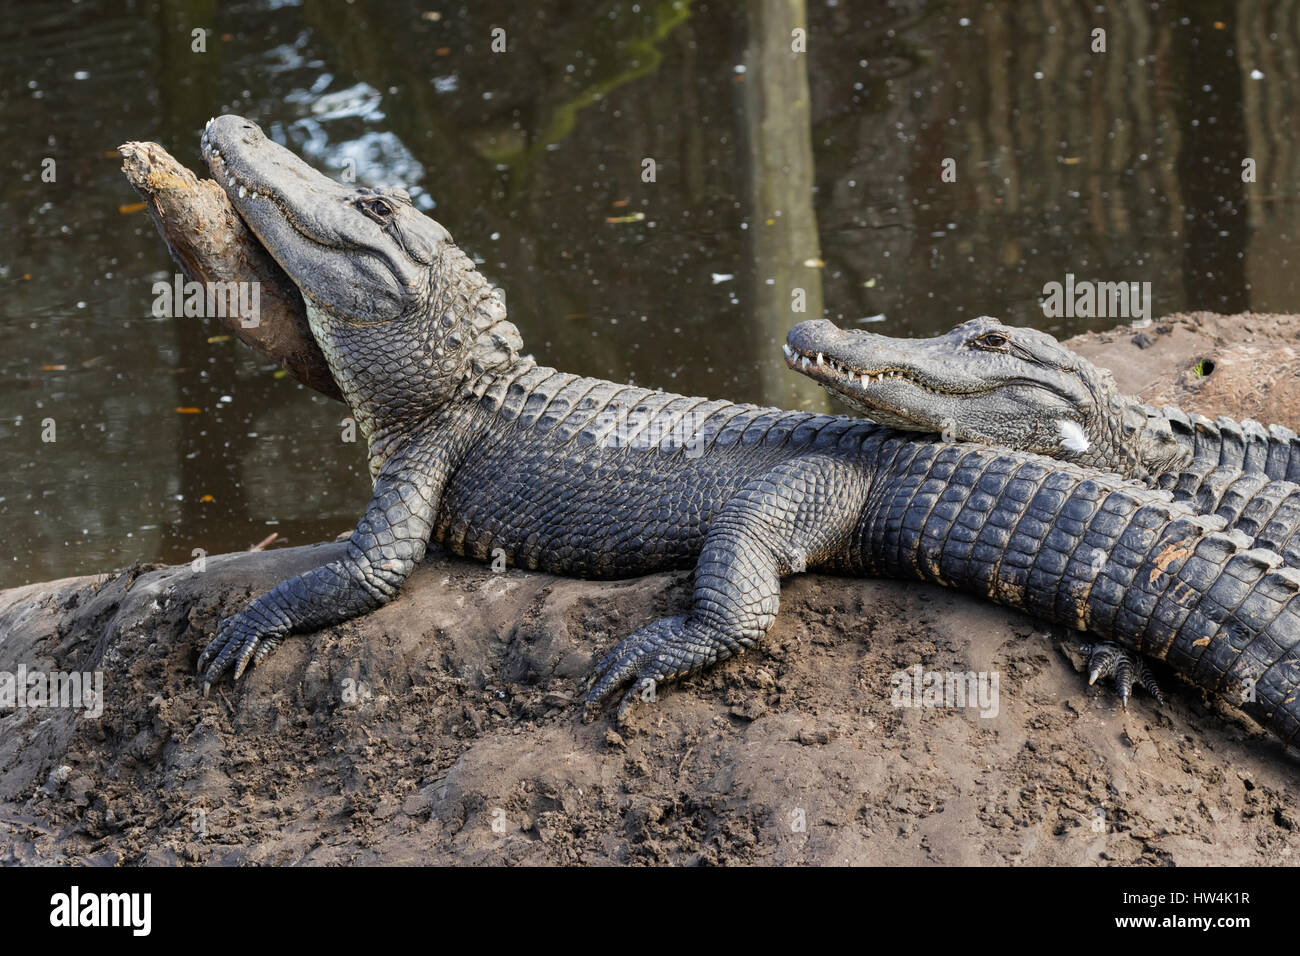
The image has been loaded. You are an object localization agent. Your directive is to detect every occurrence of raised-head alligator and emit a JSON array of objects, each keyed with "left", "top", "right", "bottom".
[{"left": 190, "top": 116, "right": 1300, "bottom": 745}]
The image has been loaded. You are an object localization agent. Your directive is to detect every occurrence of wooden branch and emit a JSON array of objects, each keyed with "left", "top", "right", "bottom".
[{"left": 119, "top": 141, "right": 343, "bottom": 402}]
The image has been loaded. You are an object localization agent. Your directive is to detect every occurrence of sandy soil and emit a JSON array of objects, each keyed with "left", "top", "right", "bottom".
[{"left": 2, "top": 313, "right": 1299, "bottom": 866}]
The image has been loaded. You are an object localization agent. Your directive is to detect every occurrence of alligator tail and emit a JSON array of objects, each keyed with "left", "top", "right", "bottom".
[
  {"left": 1155, "top": 405, "right": 1300, "bottom": 483},
  {"left": 868, "top": 440, "right": 1300, "bottom": 746},
  {"left": 1154, "top": 468, "right": 1300, "bottom": 565}
]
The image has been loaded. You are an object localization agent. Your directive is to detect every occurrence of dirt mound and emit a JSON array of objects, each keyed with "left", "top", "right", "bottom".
[
  {"left": 2, "top": 314, "right": 1299, "bottom": 866},
  {"left": 1065, "top": 311, "right": 1300, "bottom": 427}
]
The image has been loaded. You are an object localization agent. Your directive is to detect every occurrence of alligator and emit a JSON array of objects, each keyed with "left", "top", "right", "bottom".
[
  {"left": 785, "top": 316, "right": 1300, "bottom": 486},
  {"left": 785, "top": 317, "right": 1300, "bottom": 560},
  {"left": 190, "top": 116, "right": 1300, "bottom": 746},
  {"left": 786, "top": 315, "right": 1300, "bottom": 703}
]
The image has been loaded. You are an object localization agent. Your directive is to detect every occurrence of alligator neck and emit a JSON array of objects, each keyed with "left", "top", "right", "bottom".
[
  {"left": 1082, "top": 391, "right": 1193, "bottom": 480},
  {"left": 304, "top": 242, "right": 531, "bottom": 480}
]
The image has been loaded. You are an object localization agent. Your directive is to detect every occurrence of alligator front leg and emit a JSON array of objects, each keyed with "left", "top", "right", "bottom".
[
  {"left": 584, "top": 454, "right": 867, "bottom": 721},
  {"left": 197, "top": 442, "right": 450, "bottom": 692}
]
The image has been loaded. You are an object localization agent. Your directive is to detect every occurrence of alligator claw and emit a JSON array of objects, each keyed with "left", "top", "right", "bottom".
[
  {"left": 583, "top": 615, "right": 722, "bottom": 725},
  {"left": 197, "top": 616, "right": 286, "bottom": 693},
  {"left": 1081, "top": 641, "right": 1165, "bottom": 708}
]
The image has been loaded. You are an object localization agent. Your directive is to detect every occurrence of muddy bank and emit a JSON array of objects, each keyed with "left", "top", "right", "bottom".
[
  {"left": 2, "top": 313, "right": 1299, "bottom": 866},
  {"left": 1066, "top": 310, "right": 1300, "bottom": 427}
]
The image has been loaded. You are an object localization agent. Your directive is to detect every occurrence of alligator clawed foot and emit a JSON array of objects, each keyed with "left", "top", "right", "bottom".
[
  {"left": 196, "top": 617, "right": 286, "bottom": 696},
  {"left": 582, "top": 615, "right": 711, "bottom": 725},
  {"left": 1080, "top": 641, "right": 1166, "bottom": 708}
]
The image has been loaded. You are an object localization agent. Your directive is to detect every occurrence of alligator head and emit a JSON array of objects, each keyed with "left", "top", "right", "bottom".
[
  {"left": 785, "top": 316, "right": 1189, "bottom": 478},
  {"left": 199, "top": 115, "right": 525, "bottom": 473}
]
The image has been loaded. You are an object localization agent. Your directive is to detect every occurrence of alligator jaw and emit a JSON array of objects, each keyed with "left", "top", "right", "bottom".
[
  {"left": 780, "top": 321, "right": 996, "bottom": 431},
  {"left": 780, "top": 340, "right": 981, "bottom": 402},
  {"left": 198, "top": 115, "right": 419, "bottom": 328}
]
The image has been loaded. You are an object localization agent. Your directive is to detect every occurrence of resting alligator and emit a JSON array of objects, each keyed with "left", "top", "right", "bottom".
[
  {"left": 786, "top": 316, "right": 1300, "bottom": 703},
  {"left": 785, "top": 316, "right": 1300, "bottom": 485},
  {"left": 188, "top": 116, "right": 1300, "bottom": 746}
]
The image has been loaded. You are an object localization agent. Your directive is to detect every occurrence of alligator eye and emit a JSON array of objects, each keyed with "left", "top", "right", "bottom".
[
  {"left": 359, "top": 197, "right": 394, "bottom": 220},
  {"left": 974, "top": 332, "right": 1009, "bottom": 349}
]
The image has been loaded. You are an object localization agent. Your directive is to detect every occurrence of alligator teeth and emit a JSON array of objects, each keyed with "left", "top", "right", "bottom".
[
  {"left": 228, "top": 176, "right": 235, "bottom": 187},
  {"left": 238, "top": 185, "right": 247, "bottom": 198},
  {"left": 801, "top": 357, "right": 811, "bottom": 370},
  {"left": 862, "top": 373, "right": 870, "bottom": 386},
  {"left": 782, "top": 344, "right": 793, "bottom": 359},
  {"left": 816, "top": 352, "right": 824, "bottom": 365}
]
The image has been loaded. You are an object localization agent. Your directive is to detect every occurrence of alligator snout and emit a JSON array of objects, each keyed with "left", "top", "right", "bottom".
[{"left": 785, "top": 318, "right": 846, "bottom": 357}]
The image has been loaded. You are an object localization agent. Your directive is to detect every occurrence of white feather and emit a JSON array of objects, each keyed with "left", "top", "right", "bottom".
[{"left": 1057, "top": 420, "right": 1090, "bottom": 453}]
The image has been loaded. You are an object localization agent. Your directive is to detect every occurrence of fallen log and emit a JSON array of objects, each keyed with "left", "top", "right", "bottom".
[{"left": 119, "top": 141, "right": 343, "bottom": 401}]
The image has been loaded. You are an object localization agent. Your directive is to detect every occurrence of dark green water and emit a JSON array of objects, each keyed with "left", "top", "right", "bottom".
[{"left": 2, "top": 0, "right": 1297, "bottom": 587}]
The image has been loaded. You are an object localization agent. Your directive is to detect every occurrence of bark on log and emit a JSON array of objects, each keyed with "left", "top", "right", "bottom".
[{"left": 119, "top": 141, "right": 343, "bottom": 401}]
